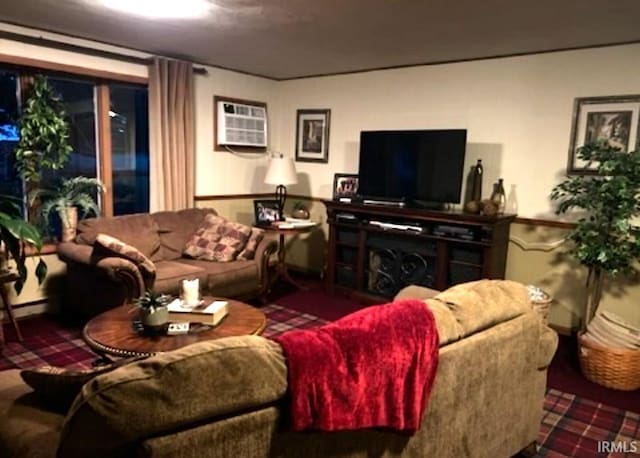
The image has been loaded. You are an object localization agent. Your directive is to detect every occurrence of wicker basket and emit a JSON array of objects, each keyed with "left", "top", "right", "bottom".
[{"left": 578, "top": 333, "right": 640, "bottom": 391}]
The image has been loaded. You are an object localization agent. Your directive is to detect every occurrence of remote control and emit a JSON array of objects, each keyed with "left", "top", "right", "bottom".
[{"left": 167, "top": 322, "right": 190, "bottom": 335}]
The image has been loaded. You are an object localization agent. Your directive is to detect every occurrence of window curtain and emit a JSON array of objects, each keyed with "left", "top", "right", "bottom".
[{"left": 148, "top": 57, "right": 195, "bottom": 212}]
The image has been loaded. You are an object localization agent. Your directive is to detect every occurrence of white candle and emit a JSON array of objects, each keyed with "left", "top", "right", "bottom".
[{"left": 182, "top": 278, "right": 200, "bottom": 306}]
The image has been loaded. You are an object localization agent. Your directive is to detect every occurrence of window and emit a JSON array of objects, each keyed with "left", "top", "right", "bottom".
[
  {"left": 110, "top": 84, "right": 150, "bottom": 215},
  {"left": 0, "top": 65, "right": 150, "bottom": 231},
  {"left": 42, "top": 77, "right": 98, "bottom": 184},
  {"left": 0, "top": 70, "right": 21, "bottom": 198}
]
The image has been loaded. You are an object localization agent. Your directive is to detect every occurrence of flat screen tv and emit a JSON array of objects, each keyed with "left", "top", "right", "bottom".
[{"left": 357, "top": 129, "right": 467, "bottom": 207}]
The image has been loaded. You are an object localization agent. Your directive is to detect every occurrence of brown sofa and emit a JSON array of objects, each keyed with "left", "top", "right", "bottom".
[
  {"left": 57, "top": 208, "right": 278, "bottom": 318},
  {"left": 0, "top": 280, "right": 558, "bottom": 458}
]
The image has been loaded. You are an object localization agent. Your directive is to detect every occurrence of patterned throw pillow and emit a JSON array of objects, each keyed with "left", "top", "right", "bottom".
[
  {"left": 20, "top": 356, "right": 146, "bottom": 412},
  {"left": 237, "top": 227, "right": 265, "bottom": 261},
  {"left": 183, "top": 214, "right": 252, "bottom": 262},
  {"left": 94, "top": 233, "right": 156, "bottom": 284}
]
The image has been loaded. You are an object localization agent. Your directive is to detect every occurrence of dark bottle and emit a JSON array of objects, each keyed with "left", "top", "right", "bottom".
[
  {"left": 491, "top": 178, "right": 507, "bottom": 214},
  {"left": 471, "top": 160, "right": 483, "bottom": 203}
]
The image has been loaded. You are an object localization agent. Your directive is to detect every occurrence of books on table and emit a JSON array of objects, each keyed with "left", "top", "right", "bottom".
[{"left": 167, "top": 299, "right": 229, "bottom": 326}]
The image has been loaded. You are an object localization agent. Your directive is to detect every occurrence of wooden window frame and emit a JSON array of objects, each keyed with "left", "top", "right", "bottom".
[{"left": 2, "top": 55, "right": 148, "bottom": 220}]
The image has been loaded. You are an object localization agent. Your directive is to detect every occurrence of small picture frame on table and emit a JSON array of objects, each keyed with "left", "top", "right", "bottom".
[
  {"left": 333, "top": 173, "right": 359, "bottom": 201},
  {"left": 567, "top": 94, "right": 640, "bottom": 175},
  {"left": 253, "top": 200, "right": 280, "bottom": 226}
]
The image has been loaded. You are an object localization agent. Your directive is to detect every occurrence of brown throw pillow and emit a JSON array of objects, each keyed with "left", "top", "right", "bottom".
[
  {"left": 93, "top": 233, "right": 156, "bottom": 284},
  {"left": 20, "top": 356, "right": 146, "bottom": 412},
  {"left": 237, "top": 227, "right": 265, "bottom": 261},
  {"left": 183, "top": 214, "right": 252, "bottom": 262}
]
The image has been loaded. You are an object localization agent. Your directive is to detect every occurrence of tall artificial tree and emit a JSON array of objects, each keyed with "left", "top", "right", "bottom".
[
  {"left": 14, "top": 74, "right": 72, "bottom": 213},
  {"left": 551, "top": 141, "right": 640, "bottom": 331}
]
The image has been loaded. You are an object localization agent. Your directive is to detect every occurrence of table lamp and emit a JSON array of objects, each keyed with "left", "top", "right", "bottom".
[{"left": 265, "top": 154, "right": 298, "bottom": 221}]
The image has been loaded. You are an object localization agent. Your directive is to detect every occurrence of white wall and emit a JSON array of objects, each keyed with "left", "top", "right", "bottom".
[
  {"left": 193, "top": 69, "right": 279, "bottom": 196},
  {"left": 275, "top": 44, "right": 640, "bottom": 218}
]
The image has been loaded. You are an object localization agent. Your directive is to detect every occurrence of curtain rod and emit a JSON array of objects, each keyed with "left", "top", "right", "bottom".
[{"left": 0, "top": 30, "right": 208, "bottom": 75}]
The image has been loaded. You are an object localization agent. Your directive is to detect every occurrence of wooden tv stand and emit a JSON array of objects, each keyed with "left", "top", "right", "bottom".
[{"left": 325, "top": 200, "right": 516, "bottom": 300}]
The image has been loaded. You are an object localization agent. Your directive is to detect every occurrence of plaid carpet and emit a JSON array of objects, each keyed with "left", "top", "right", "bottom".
[
  {"left": 1, "top": 306, "right": 639, "bottom": 457},
  {"left": 539, "top": 389, "right": 640, "bottom": 457},
  {"left": 0, "top": 304, "right": 327, "bottom": 371}
]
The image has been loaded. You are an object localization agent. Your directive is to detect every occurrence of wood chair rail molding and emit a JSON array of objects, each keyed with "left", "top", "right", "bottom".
[{"left": 194, "top": 194, "right": 576, "bottom": 228}]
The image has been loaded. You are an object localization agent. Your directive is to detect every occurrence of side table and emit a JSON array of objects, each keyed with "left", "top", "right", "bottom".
[
  {"left": 261, "top": 222, "right": 318, "bottom": 291},
  {"left": 0, "top": 270, "right": 23, "bottom": 347}
]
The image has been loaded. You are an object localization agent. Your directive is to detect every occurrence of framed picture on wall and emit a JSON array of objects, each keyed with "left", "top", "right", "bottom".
[
  {"left": 253, "top": 200, "right": 279, "bottom": 226},
  {"left": 567, "top": 94, "right": 640, "bottom": 174},
  {"left": 295, "top": 109, "right": 331, "bottom": 163},
  {"left": 333, "top": 173, "right": 359, "bottom": 201}
]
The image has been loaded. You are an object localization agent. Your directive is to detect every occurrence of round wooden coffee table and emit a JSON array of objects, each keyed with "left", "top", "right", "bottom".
[{"left": 83, "top": 297, "right": 267, "bottom": 358}]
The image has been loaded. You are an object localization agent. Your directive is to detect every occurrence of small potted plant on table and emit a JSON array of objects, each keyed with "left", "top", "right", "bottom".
[{"left": 134, "top": 290, "right": 172, "bottom": 331}]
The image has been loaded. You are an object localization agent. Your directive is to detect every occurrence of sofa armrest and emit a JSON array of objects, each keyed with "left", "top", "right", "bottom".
[
  {"left": 254, "top": 233, "right": 279, "bottom": 283},
  {"left": 537, "top": 325, "right": 559, "bottom": 370},
  {"left": 58, "top": 242, "right": 146, "bottom": 303},
  {"left": 57, "top": 242, "right": 93, "bottom": 265}
]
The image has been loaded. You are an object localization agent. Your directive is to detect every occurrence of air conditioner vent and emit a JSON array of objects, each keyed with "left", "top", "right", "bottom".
[{"left": 217, "top": 100, "right": 268, "bottom": 148}]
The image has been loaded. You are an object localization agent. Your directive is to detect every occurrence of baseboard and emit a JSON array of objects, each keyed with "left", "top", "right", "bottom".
[{"left": 0, "top": 298, "right": 58, "bottom": 322}]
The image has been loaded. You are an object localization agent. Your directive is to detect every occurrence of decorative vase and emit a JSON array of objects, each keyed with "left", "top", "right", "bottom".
[
  {"left": 490, "top": 178, "right": 506, "bottom": 214},
  {"left": 61, "top": 206, "right": 78, "bottom": 242},
  {"left": 139, "top": 306, "right": 169, "bottom": 330},
  {"left": 471, "top": 159, "right": 483, "bottom": 203}
]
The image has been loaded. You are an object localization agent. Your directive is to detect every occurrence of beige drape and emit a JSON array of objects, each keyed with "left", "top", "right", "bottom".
[{"left": 148, "top": 58, "right": 195, "bottom": 212}]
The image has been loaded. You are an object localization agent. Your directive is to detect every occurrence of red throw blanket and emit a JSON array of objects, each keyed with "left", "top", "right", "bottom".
[{"left": 274, "top": 299, "right": 439, "bottom": 432}]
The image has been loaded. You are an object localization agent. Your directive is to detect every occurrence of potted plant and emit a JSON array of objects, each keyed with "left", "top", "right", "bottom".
[
  {"left": 134, "top": 289, "right": 172, "bottom": 330},
  {"left": 0, "top": 194, "right": 47, "bottom": 294},
  {"left": 291, "top": 201, "right": 310, "bottom": 220},
  {"left": 14, "top": 74, "right": 72, "bottom": 222},
  {"left": 551, "top": 140, "right": 640, "bottom": 389},
  {"left": 33, "top": 176, "right": 105, "bottom": 242}
]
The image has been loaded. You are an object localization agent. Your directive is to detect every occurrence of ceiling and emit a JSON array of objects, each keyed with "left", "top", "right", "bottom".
[{"left": 1, "top": 0, "right": 640, "bottom": 80}]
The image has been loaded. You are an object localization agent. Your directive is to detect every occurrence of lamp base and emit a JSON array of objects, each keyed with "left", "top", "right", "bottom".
[{"left": 275, "top": 185, "right": 287, "bottom": 221}]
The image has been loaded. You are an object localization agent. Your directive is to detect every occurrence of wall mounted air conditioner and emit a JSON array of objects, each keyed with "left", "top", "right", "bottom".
[{"left": 216, "top": 98, "right": 268, "bottom": 148}]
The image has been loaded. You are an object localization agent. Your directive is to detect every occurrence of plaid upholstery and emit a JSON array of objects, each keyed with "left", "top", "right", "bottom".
[
  {"left": 237, "top": 227, "right": 265, "bottom": 261},
  {"left": 183, "top": 214, "right": 252, "bottom": 262}
]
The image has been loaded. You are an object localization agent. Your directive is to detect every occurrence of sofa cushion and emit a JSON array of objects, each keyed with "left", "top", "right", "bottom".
[
  {"left": 237, "top": 227, "right": 265, "bottom": 261},
  {"left": 183, "top": 214, "right": 252, "bottom": 262},
  {"left": 0, "top": 369, "right": 64, "bottom": 458},
  {"left": 152, "top": 208, "right": 216, "bottom": 261},
  {"left": 178, "top": 258, "right": 259, "bottom": 297},
  {"left": 153, "top": 260, "right": 208, "bottom": 295},
  {"left": 93, "top": 233, "right": 156, "bottom": 285},
  {"left": 58, "top": 336, "right": 287, "bottom": 458},
  {"left": 432, "top": 279, "right": 530, "bottom": 338},
  {"left": 76, "top": 213, "right": 161, "bottom": 260}
]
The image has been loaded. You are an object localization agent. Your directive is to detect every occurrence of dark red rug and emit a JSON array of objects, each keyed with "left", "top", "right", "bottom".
[
  {"left": 2, "top": 303, "right": 639, "bottom": 457},
  {"left": 539, "top": 389, "right": 640, "bottom": 457},
  {"left": 0, "top": 304, "right": 327, "bottom": 371}
]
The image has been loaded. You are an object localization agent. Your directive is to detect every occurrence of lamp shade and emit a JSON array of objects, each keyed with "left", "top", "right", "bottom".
[{"left": 265, "top": 156, "right": 298, "bottom": 185}]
